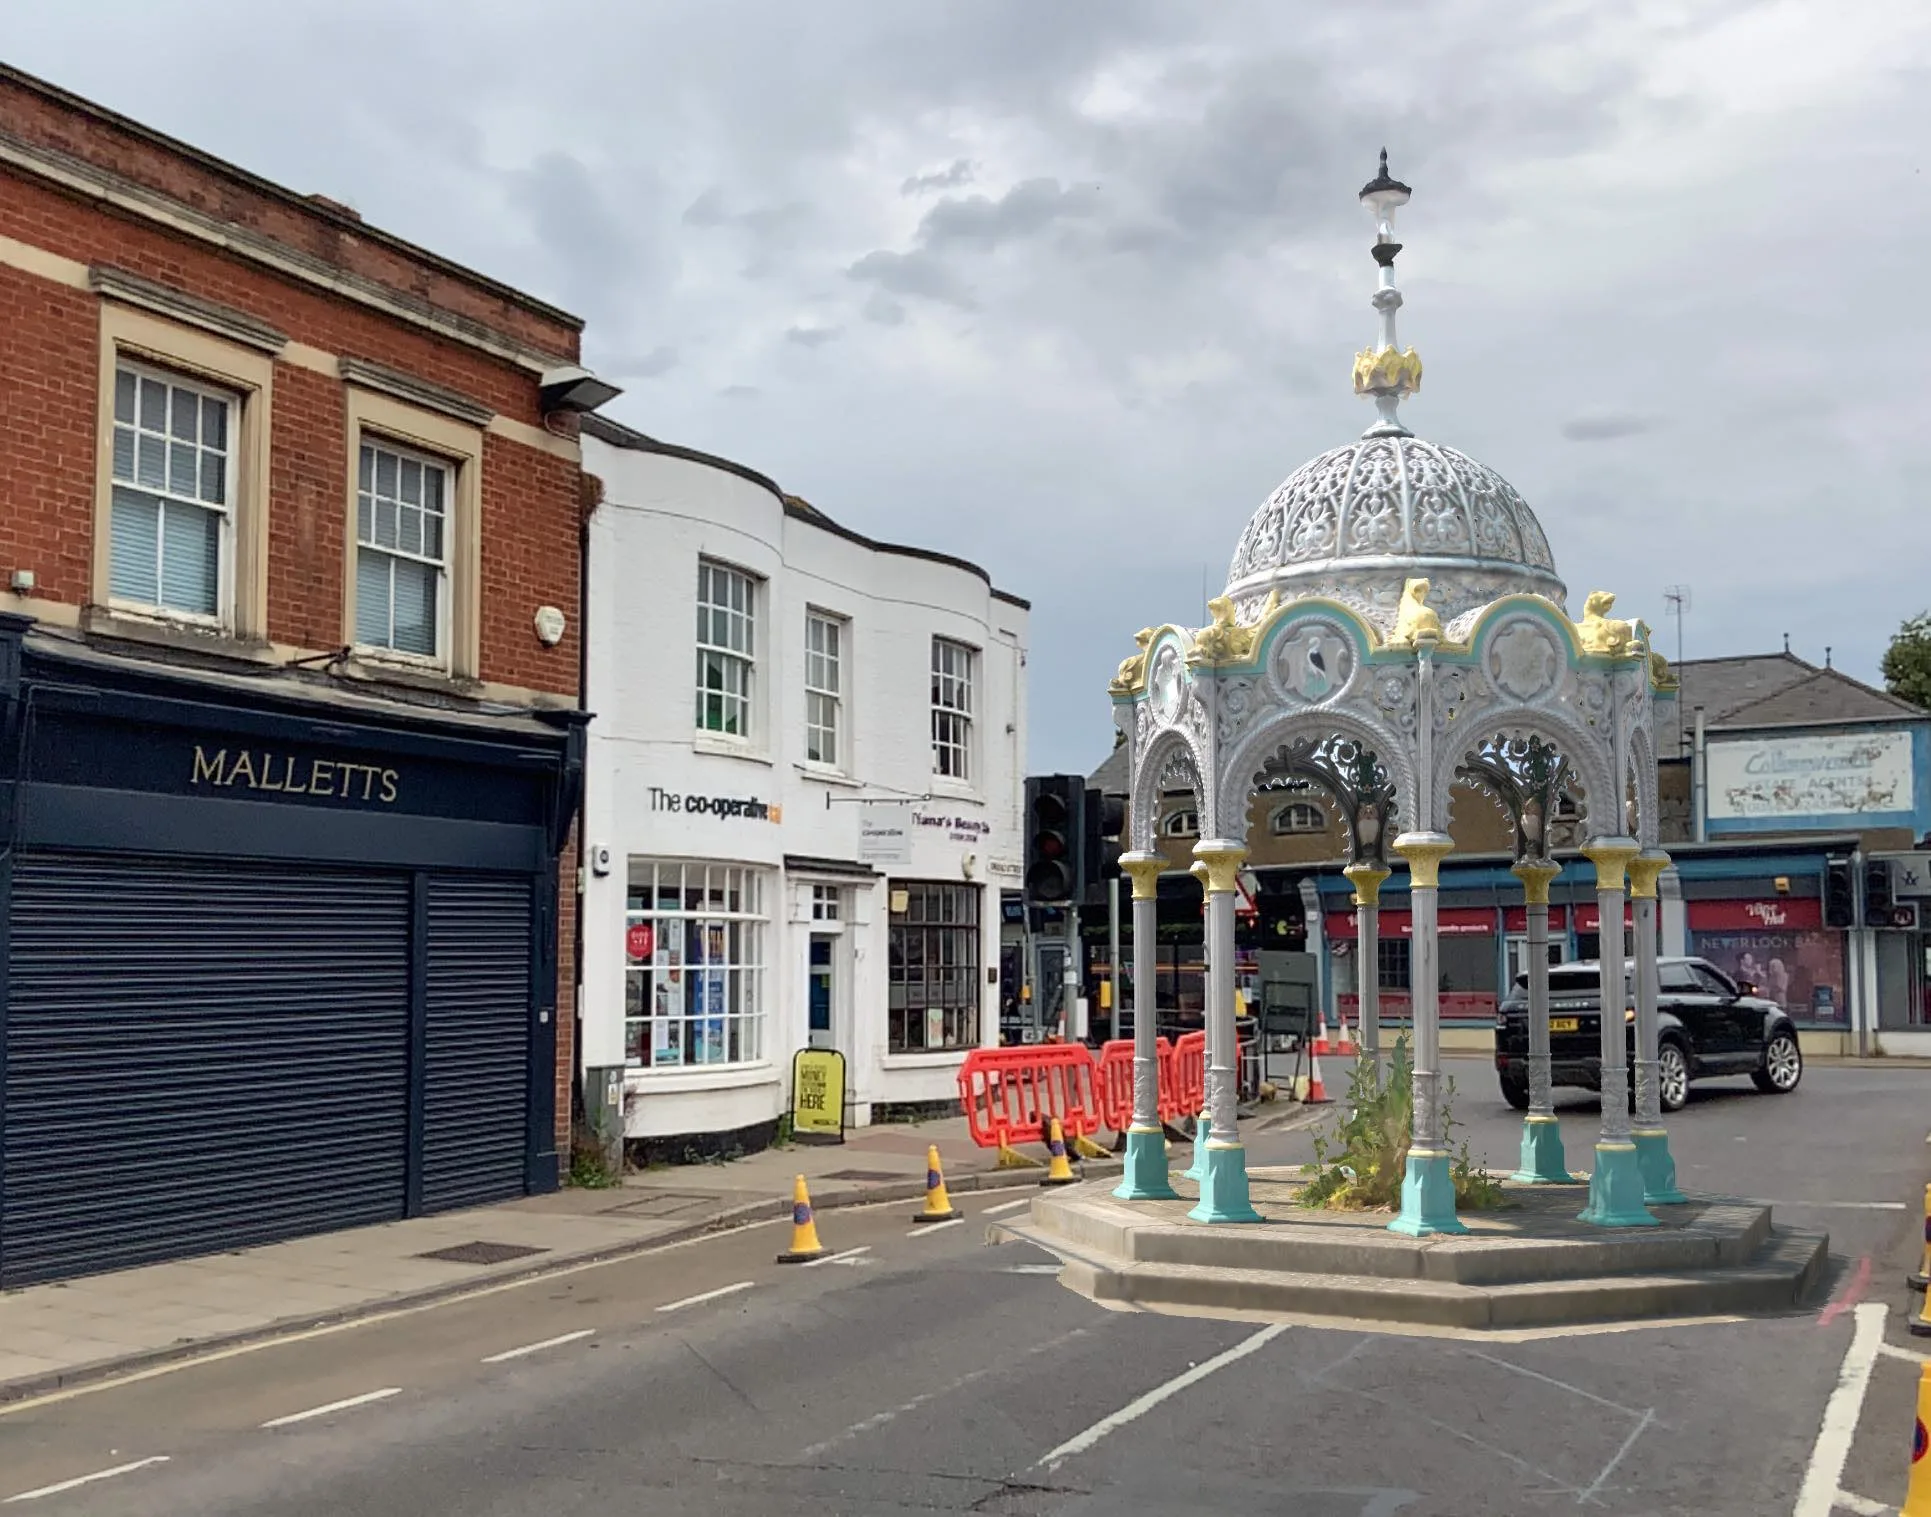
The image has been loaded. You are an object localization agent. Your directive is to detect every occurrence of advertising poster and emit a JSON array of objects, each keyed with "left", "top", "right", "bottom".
[
  {"left": 1691, "top": 929, "right": 1846, "bottom": 1026},
  {"left": 790, "top": 1049, "right": 847, "bottom": 1142},
  {"left": 698, "top": 922, "right": 728, "bottom": 1063}
]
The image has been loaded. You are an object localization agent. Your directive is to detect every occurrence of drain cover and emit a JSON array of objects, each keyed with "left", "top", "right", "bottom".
[
  {"left": 415, "top": 1241, "right": 549, "bottom": 1266},
  {"left": 820, "top": 1169, "right": 904, "bottom": 1182}
]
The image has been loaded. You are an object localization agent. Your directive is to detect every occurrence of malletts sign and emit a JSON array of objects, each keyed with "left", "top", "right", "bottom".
[
  {"left": 192, "top": 745, "right": 400, "bottom": 803},
  {"left": 1706, "top": 730, "right": 1916, "bottom": 826}
]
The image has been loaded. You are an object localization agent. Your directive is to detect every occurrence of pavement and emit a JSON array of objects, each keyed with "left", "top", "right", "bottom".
[{"left": 0, "top": 1104, "right": 1313, "bottom": 1405}]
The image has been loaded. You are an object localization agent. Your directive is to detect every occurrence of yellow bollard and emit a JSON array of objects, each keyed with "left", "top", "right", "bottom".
[
  {"left": 1904, "top": 1363, "right": 1931, "bottom": 1516},
  {"left": 913, "top": 1144, "right": 963, "bottom": 1223},
  {"left": 1912, "top": 1183, "right": 1931, "bottom": 1291},
  {"left": 1040, "top": 1117, "right": 1079, "bottom": 1187},
  {"left": 776, "top": 1174, "right": 829, "bottom": 1263}
]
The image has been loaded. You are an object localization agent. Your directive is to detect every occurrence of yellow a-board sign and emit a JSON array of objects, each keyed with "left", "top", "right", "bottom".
[{"left": 791, "top": 1048, "right": 847, "bottom": 1144}]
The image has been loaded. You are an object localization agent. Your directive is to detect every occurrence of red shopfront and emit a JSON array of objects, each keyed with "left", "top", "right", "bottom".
[
  {"left": 1326, "top": 906, "right": 1501, "bottom": 1024},
  {"left": 1685, "top": 896, "right": 1846, "bottom": 1029}
]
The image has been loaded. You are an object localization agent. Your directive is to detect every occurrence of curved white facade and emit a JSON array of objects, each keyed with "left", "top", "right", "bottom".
[{"left": 580, "top": 423, "right": 1028, "bottom": 1140}]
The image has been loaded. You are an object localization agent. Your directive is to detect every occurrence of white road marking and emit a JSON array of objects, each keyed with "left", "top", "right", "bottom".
[
  {"left": 1579, "top": 1406, "right": 1654, "bottom": 1505},
  {"left": 1832, "top": 1490, "right": 1891, "bottom": 1516},
  {"left": 1034, "top": 1324, "right": 1287, "bottom": 1470},
  {"left": 1880, "top": 1341, "right": 1931, "bottom": 1366},
  {"left": 1459, "top": 1348, "right": 1642, "bottom": 1418},
  {"left": 1750, "top": 1200, "right": 1907, "bottom": 1212},
  {"left": 655, "top": 1281, "right": 755, "bottom": 1313},
  {"left": 481, "top": 1329, "right": 595, "bottom": 1363},
  {"left": 1793, "top": 1302, "right": 1888, "bottom": 1517},
  {"left": 802, "top": 1246, "right": 871, "bottom": 1269},
  {"left": 980, "top": 1197, "right": 1033, "bottom": 1218},
  {"left": 1003, "top": 1264, "right": 1062, "bottom": 1275},
  {"left": 261, "top": 1387, "right": 401, "bottom": 1429},
  {"left": 908, "top": 1217, "right": 965, "bottom": 1237},
  {"left": 5, "top": 1457, "right": 171, "bottom": 1504}
]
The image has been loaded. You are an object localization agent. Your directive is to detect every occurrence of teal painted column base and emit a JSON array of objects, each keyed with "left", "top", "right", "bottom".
[
  {"left": 1388, "top": 1148, "right": 1467, "bottom": 1236},
  {"left": 1632, "top": 1129, "right": 1688, "bottom": 1205},
  {"left": 1114, "top": 1126, "right": 1179, "bottom": 1201},
  {"left": 1187, "top": 1143, "right": 1263, "bottom": 1224},
  {"left": 1577, "top": 1141, "right": 1660, "bottom": 1228},
  {"left": 1181, "top": 1116, "right": 1210, "bottom": 1182},
  {"left": 1511, "top": 1115, "right": 1578, "bottom": 1184}
]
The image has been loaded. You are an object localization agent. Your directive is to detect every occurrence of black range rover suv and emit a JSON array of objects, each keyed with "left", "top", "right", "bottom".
[{"left": 1494, "top": 956, "right": 1803, "bottom": 1113}]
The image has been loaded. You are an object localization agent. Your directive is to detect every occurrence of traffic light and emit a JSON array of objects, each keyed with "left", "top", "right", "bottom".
[
  {"left": 1024, "top": 774, "right": 1085, "bottom": 904},
  {"left": 1824, "top": 858, "right": 1855, "bottom": 929},
  {"left": 1082, "top": 789, "right": 1126, "bottom": 906},
  {"left": 1865, "top": 859, "right": 1894, "bottom": 926}
]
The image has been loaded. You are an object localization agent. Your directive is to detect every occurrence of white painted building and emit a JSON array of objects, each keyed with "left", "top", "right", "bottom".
[{"left": 577, "top": 418, "right": 1029, "bottom": 1142}]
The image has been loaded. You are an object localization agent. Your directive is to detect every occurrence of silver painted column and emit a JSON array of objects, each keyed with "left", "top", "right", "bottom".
[
  {"left": 1194, "top": 840, "right": 1247, "bottom": 1146},
  {"left": 1343, "top": 862, "right": 1391, "bottom": 1064},
  {"left": 1123, "top": 853, "right": 1166, "bottom": 1130},
  {"left": 1628, "top": 849, "right": 1685, "bottom": 1204},
  {"left": 1514, "top": 860, "right": 1562, "bottom": 1119},
  {"left": 1393, "top": 833, "right": 1454, "bottom": 1148},
  {"left": 1588, "top": 840, "right": 1636, "bottom": 1142}
]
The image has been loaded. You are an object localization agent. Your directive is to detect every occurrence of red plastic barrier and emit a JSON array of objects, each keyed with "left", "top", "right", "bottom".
[
  {"left": 958, "top": 1044, "right": 1103, "bottom": 1150},
  {"left": 1094, "top": 1040, "right": 1134, "bottom": 1133},
  {"left": 1170, "top": 1030, "right": 1206, "bottom": 1119}
]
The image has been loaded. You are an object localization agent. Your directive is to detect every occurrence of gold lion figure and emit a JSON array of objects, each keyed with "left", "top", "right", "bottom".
[
  {"left": 1189, "top": 591, "right": 1278, "bottom": 666},
  {"left": 1110, "top": 627, "right": 1156, "bottom": 694},
  {"left": 1387, "top": 577, "right": 1441, "bottom": 648},
  {"left": 1576, "top": 590, "right": 1636, "bottom": 657}
]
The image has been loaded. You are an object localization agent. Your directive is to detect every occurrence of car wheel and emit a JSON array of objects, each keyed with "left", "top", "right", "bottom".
[
  {"left": 1752, "top": 1030, "right": 1803, "bottom": 1094},
  {"left": 1657, "top": 1041, "right": 1690, "bottom": 1114},
  {"left": 1500, "top": 1074, "right": 1530, "bottom": 1111}
]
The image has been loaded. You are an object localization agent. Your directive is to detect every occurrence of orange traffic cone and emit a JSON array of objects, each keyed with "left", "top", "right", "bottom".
[
  {"left": 1312, "top": 1008, "right": 1333, "bottom": 1058},
  {"left": 1336, "top": 1007, "right": 1358, "bottom": 1057},
  {"left": 1915, "top": 1274, "right": 1931, "bottom": 1339},
  {"left": 913, "top": 1144, "right": 962, "bottom": 1223},
  {"left": 1911, "top": 1183, "right": 1931, "bottom": 1291},
  {"left": 1304, "top": 1046, "right": 1332, "bottom": 1105},
  {"left": 1904, "top": 1362, "right": 1931, "bottom": 1515},
  {"left": 776, "top": 1174, "right": 829, "bottom": 1263},
  {"left": 1041, "top": 1117, "right": 1079, "bottom": 1187}
]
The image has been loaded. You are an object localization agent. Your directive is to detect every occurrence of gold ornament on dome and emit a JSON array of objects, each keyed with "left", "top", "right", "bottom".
[
  {"left": 1109, "top": 627, "right": 1157, "bottom": 696},
  {"left": 1352, "top": 345, "right": 1423, "bottom": 396},
  {"left": 1575, "top": 590, "right": 1637, "bottom": 658},
  {"left": 1385, "top": 577, "right": 1442, "bottom": 649},
  {"left": 1187, "top": 591, "right": 1278, "bottom": 667}
]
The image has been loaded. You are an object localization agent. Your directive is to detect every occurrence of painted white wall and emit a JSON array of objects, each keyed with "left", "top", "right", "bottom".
[{"left": 581, "top": 432, "right": 1029, "bottom": 1140}]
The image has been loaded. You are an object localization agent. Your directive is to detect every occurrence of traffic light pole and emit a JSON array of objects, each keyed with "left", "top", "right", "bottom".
[{"left": 1062, "top": 908, "right": 1084, "bottom": 1041}]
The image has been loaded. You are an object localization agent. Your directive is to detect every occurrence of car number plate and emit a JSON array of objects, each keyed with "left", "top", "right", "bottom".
[{"left": 1549, "top": 1017, "right": 1580, "bottom": 1033}]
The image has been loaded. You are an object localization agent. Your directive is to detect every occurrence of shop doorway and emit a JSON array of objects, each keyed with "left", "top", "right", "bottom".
[{"left": 808, "top": 933, "right": 837, "bottom": 1050}]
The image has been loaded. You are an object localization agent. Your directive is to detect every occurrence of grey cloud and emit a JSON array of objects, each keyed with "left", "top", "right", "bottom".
[
  {"left": 1561, "top": 413, "right": 1663, "bottom": 442},
  {"left": 917, "top": 177, "right": 1103, "bottom": 251},
  {"left": 902, "top": 158, "right": 976, "bottom": 195},
  {"left": 719, "top": 384, "right": 762, "bottom": 399},
  {"left": 608, "top": 345, "right": 679, "bottom": 379},
  {"left": 846, "top": 247, "right": 974, "bottom": 307},
  {"left": 786, "top": 324, "right": 840, "bottom": 348},
  {"left": 862, "top": 291, "right": 906, "bottom": 326}
]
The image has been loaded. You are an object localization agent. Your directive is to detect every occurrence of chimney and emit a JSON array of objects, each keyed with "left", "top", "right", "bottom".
[{"left": 307, "top": 193, "right": 362, "bottom": 223}]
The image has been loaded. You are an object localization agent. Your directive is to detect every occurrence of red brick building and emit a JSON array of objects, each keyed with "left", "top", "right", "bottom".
[{"left": 0, "top": 65, "right": 616, "bottom": 1286}]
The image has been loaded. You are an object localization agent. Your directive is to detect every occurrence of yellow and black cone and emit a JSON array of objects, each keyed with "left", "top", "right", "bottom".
[
  {"left": 913, "top": 1144, "right": 963, "bottom": 1223},
  {"left": 1040, "top": 1117, "right": 1079, "bottom": 1187},
  {"left": 776, "top": 1174, "right": 829, "bottom": 1263},
  {"left": 1911, "top": 1183, "right": 1931, "bottom": 1291},
  {"left": 1904, "top": 1362, "right": 1931, "bottom": 1515}
]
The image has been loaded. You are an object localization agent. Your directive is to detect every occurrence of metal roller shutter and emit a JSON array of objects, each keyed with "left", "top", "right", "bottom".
[
  {"left": 2, "top": 853, "right": 410, "bottom": 1288},
  {"left": 419, "top": 874, "right": 534, "bottom": 1213}
]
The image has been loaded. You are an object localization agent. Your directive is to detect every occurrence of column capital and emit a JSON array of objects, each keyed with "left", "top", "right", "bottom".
[
  {"left": 1392, "top": 831, "right": 1455, "bottom": 890},
  {"left": 1120, "top": 852, "right": 1166, "bottom": 900},
  {"left": 1626, "top": 851, "right": 1671, "bottom": 900},
  {"left": 1343, "top": 861, "right": 1393, "bottom": 907},
  {"left": 1510, "top": 857, "right": 1562, "bottom": 905},
  {"left": 1580, "top": 835, "right": 1640, "bottom": 891},
  {"left": 1191, "top": 838, "right": 1247, "bottom": 895}
]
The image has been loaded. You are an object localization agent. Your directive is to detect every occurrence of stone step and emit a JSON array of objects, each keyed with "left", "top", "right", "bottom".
[
  {"left": 1030, "top": 1191, "right": 1774, "bottom": 1286},
  {"left": 1005, "top": 1220, "right": 1828, "bottom": 1332}
]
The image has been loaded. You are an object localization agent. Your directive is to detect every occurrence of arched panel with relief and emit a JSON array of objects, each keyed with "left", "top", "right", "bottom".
[{"left": 1266, "top": 615, "right": 1360, "bottom": 710}]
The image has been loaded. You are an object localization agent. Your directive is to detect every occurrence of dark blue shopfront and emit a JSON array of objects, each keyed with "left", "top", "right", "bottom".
[{"left": 0, "top": 616, "right": 584, "bottom": 1288}]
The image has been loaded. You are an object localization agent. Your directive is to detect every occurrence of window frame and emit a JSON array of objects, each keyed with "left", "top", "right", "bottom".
[
  {"left": 1270, "top": 800, "right": 1326, "bottom": 836},
  {"left": 930, "top": 636, "right": 976, "bottom": 783},
  {"left": 623, "top": 859, "right": 771, "bottom": 1072},
  {"left": 353, "top": 435, "right": 453, "bottom": 662},
  {"left": 92, "top": 302, "right": 273, "bottom": 639},
  {"left": 1162, "top": 808, "right": 1200, "bottom": 838},
  {"left": 695, "top": 559, "right": 759, "bottom": 742},
  {"left": 887, "top": 881, "right": 983, "bottom": 1053},
  {"left": 803, "top": 607, "right": 845, "bottom": 769},
  {"left": 341, "top": 385, "right": 482, "bottom": 679}
]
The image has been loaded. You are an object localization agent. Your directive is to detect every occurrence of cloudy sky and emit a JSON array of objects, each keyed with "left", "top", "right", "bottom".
[{"left": 12, "top": 1, "right": 1930, "bottom": 772}]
